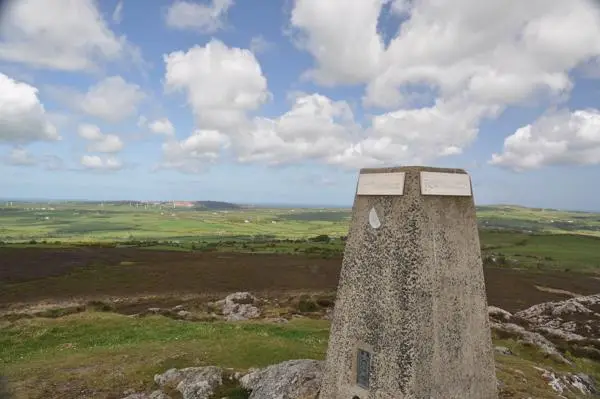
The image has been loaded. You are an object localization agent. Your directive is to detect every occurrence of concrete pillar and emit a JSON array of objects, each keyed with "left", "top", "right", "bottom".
[{"left": 319, "top": 166, "right": 497, "bottom": 399}]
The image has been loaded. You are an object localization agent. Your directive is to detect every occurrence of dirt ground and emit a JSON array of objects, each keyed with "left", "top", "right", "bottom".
[{"left": 0, "top": 247, "right": 598, "bottom": 312}]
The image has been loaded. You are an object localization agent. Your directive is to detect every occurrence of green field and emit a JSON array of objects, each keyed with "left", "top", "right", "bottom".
[
  {"left": 476, "top": 205, "right": 600, "bottom": 235},
  {"left": 1, "top": 201, "right": 600, "bottom": 273},
  {"left": 1, "top": 312, "right": 597, "bottom": 399},
  {"left": 0, "top": 202, "right": 350, "bottom": 242},
  {"left": 479, "top": 230, "right": 600, "bottom": 272},
  {"left": 1, "top": 202, "right": 599, "bottom": 244},
  {"left": 0, "top": 312, "right": 329, "bottom": 398}
]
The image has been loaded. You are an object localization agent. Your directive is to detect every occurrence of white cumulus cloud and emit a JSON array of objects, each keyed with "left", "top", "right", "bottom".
[
  {"left": 148, "top": 118, "right": 175, "bottom": 137},
  {"left": 77, "top": 124, "right": 124, "bottom": 153},
  {"left": 78, "top": 124, "right": 104, "bottom": 141},
  {"left": 289, "top": 0, "right": 386, "bottom": 86},
  {"left": 112, "top": 1, "right": 124, "bottom": 24},
  {"left": 0, "top": 0, "right": 134, "bottom": 71},
  {"left": 42, "top": 155, "right": 65, "bottom": 171},
  {"left": 164, "top": 39, "right": 270, "bottom": 131},
  {"left": 490, "top": 109, "right": 600, "bottom": 171},
  {"left": 79, "top": 76, "right": 145, "bottom": 122},
  {"left": 165, "top": 0, "right": 233, "bottom": 33},
  {"left": 284, "top": 0, "right": 600, "bottom": 169},
  {"left": 330, "top": 99, "right": 499, "bottom": 168},
  {"left": 249, "top": 35, "right": 273, "bottom": 54},
  {"left": 6, "top": 147, "right": 36, "bottom": 166},
  {"left": 81, "top": 155, "right": 123, "bottom": 171},
  {"left": 88, "top": 134, "right": 124, "bottom": 153},
  {"left": 0, "top": 73, "right": 60, "bottom": 144},
  {"left": 234, "top": 94, "right": 358, "bottom": 165},
  {"left": 161, "top": 129, "right": 230, "bottom": 173}
]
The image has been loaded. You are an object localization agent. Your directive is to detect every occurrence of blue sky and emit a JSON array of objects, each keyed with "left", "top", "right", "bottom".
[{"left": 1, "top": 0, "right": 600, "bottom": 209}]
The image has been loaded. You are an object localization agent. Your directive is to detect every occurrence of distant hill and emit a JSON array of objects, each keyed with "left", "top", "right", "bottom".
[
  {"left": 194, "top": 201, "right": 241, "bottom": 210},
  {"left": 103, "top": 200, "right": 241, "bottom": 210}
]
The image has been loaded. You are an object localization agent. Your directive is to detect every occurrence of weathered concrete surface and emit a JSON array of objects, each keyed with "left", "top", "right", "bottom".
[{"left": 319, "top": 166, "right": 497, "bottom": 399}]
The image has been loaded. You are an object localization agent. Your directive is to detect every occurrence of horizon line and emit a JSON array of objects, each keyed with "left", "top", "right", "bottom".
[{"left": 1, "top": 197, "right": 600, "bottom": 213}]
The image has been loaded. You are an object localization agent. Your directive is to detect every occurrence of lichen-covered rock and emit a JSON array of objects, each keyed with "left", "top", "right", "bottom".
[
  {"left": 121, "top": 390, "right": 169, "bottom": 399},
  {"left": 496, "top": 378, "right": 506, "bottom": 391},
  {"left": 122, "top": 393, "right": 149, "bottom": 399},
  {"left": 515, "top": 294, "right": 600, "bottom": 338},
  {"left": 533, "top": 326, "right": 587, "bottom": 342},
  {"left": 494, "top": 346, "right": 513, "bottom": 356},
  {"left": 222, "top": 292, "right": 260, "bottom": 321},
  {"left": 154, "top": 366, "right": 223, "bottom": 399},
  {"left": 488, "top": 306, "right": 513, "bottom": 322},
  {"left": 491, "top": 322, "right": 572, "bottom": 365},
  {"left": 149, "top": 391, "right": 170, "bottom": 399},
  {"left": 534, "top": 367, "right": 598, "bottom": 396},
  {"left": 571, "top": 373, "right": 598, "bottom": 395},
  {"left": 239, "top": 359, "right": 323, "bottom": 399},
  {"left": 154, "top": 368, "right": 190, "bottom": 387},
  {"left": 177, "top": 371, "right": 222, "bottom": 399},
  {"left": 177, "top": 310, "right": 193, "bottom": 319}
]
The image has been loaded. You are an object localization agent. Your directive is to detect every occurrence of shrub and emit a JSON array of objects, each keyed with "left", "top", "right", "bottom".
[
  {"left": 86, "top": 300, "right": 116, "bottom": 312},
  {"left": 297, "top": 296, "right": 319, "bottom": 313},
  {"left": 310, "top": 234, "right": 330, "bottom": 243},
  {"left": 316, "top": 297, "right": 335, "bottom": 308}
]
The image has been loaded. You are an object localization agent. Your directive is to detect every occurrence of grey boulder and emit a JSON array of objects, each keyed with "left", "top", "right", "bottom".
[{"left": 239, "top": 359, "right": 323, "bottom": 399}]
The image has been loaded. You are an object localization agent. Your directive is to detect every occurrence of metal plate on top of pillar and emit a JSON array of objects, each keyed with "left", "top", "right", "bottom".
[{"left": 420, "top": 171, "right": 472, "bottom": 196}]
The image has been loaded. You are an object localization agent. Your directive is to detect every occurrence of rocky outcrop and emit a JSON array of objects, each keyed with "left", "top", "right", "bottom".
[
  {"left": 494, "top": 346, "right": 512, "bottom": 356},
  {"left": 488, "top": 306, "right": 513, "bottom": 322},
  {"left": 490, "top": 321, "right": 572, "bottom": 365},
  {"left": 131, "top": 292, "right": 262, "bottom": 323},
  {"left": 120, "top": 295, "right": 600, "bottom": 399},
  {"left": 514, "top": 294, "right": 600, "bottom": 337},
  {"left": 218, "top": 292, "right": 261, "bottom": 321},
  {"left": 122, "top": 391, "right": 168, "bottom": 399},
  {"left": 126, "top": 358, "right": 598, "bottom": 399},
  {"left": 121, "top": 360, "right": 323, "bottom": 399},
  {"left": 533, "top": 367, "right": 598, "bottom": 396},
  {"left": 240, "top": 359, "right": 323, "bottom": 399},
  {"left": 489, "top": 294, "right": 600, "bottom": 364},
  {"left": 153, "top": 366, "right": 223, "bottom": 399}
]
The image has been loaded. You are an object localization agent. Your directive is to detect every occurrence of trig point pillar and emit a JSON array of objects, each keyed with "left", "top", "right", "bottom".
[{"left": 320, "top": 166, "right": 497, "bottom": 399}]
